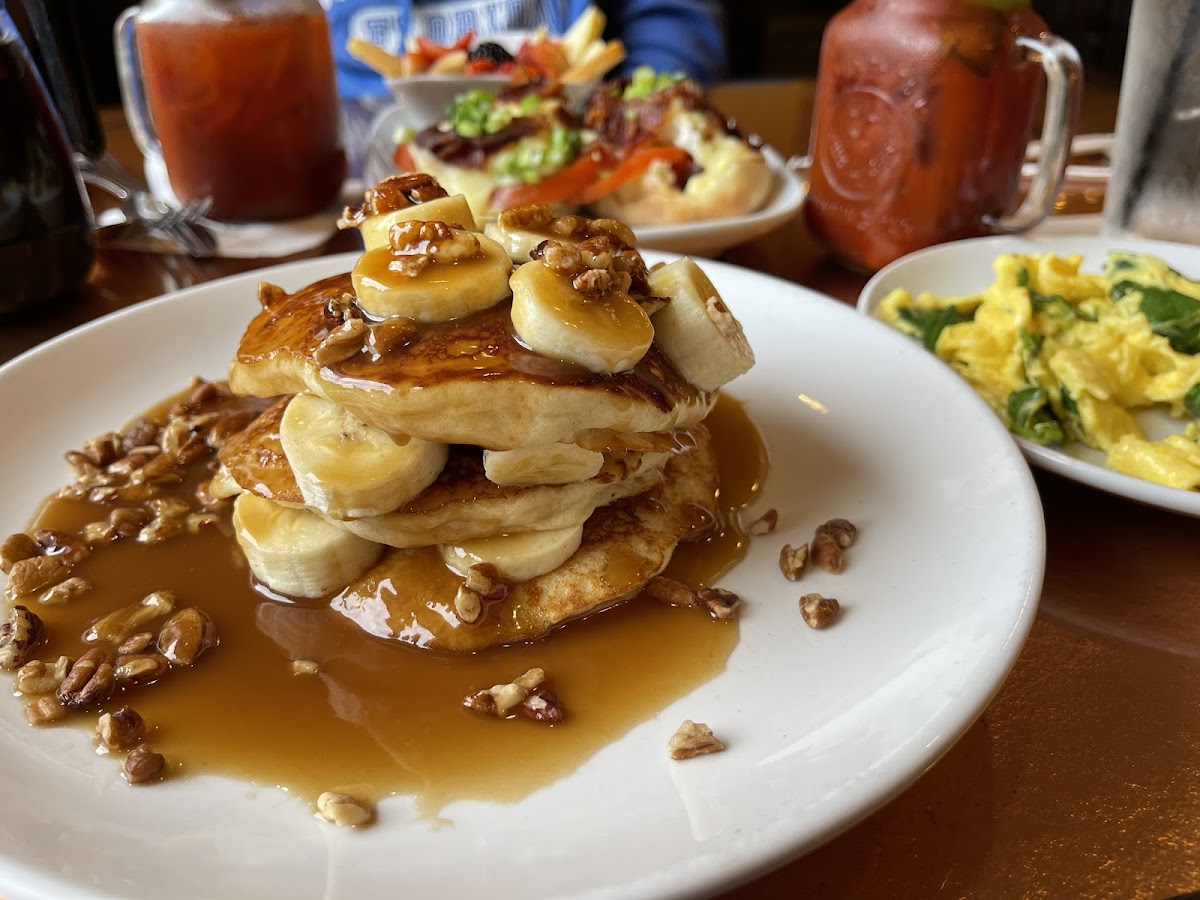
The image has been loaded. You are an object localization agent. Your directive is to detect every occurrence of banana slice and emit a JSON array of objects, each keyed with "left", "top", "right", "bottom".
[
  {"left": 647, "top": 257, "right": 755, "bottom": 391},
  {"left": 510, "top": 260, "right": 653, "bottom": 374},
  {"left": 482, "top": 443, "right": 605, "bottom": 486},
  {"left": 352, "top": 225, "right": 512, "bottom": 322},
  {"left": 279, "top": 393, "right": 448, "bottom": 519},
  {"left": 359, "top": 195, "right": 477, "bottom": 251},
  {"left": 485, "top": 206, "right": 637, "bottom": 263},
  {"left": 232, "top": 493, "right": 382, "bottom": 599},
  {"left": 440, "top": 522, "right": 585, "bottom": 582}
]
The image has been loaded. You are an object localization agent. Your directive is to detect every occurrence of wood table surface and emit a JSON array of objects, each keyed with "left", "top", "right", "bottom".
[{"left": 4, "top": 78, "right": 1199, "bottom": 899}]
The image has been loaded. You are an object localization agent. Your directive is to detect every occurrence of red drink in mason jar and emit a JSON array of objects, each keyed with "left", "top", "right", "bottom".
[
  {"left": 804, "top": 0, "right": 1081, "bottom": 272},
  {"left": 120, "top": 0, "right": 346, "bottom": 222}
]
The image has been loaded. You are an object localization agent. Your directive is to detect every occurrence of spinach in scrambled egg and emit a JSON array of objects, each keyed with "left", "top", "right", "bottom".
[{"left": 877, "top": 251, "right": 1200, "bottom": 491}]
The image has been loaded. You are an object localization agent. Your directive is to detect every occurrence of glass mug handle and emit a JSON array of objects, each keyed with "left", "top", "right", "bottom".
[
  {"left": 114, "top": 7, "right": 162, "bottom": 168},
  {"left": 985, "top": 34, "right": 1083, "bottom": 234}
]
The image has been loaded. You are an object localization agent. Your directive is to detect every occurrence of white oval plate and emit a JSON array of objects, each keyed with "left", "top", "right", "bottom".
[
  {"left": 0, "top": 254, "right": 1042, "bottom": 899},
  {"left": 363, "top": 97, "right": 805, "bottom": 258},
  {"left": 858, "top": 235, "right": 1200, "bottom": 518}
]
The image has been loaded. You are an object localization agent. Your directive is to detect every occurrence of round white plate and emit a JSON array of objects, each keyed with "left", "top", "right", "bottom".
[
  {"left": 362, "top": 98, "right": 805, "bottom": 258},
  {"left": 858, "top": 234, "right": 1200, "bottom": 518},
  {"left": 0, "top": 254, "right": 1042, "bottom": 899}
]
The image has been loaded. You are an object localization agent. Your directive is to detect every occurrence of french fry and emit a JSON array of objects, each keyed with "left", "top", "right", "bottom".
[
  {"left": 561, "top": 6, "right": 606, "bottom": 64},
  {"left": 346, "top": 37, "right": 407, "bottom": 79},
  {"left": 428, "top": 49, "right": 468, "bottom": 74},
  {"left": 561, "top": 39, "right": 626, "bottom": 83}
]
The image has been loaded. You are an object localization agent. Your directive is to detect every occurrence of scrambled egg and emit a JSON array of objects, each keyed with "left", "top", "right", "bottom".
[{"left": 877, "top": 252, "right": 1200, "bottom": 490}]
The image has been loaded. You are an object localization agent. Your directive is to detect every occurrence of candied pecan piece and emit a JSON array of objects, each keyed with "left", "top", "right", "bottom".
[
  {"left": 810, "top": 532, "right": 846, "bottom": 574},
  {"left": 57, "top": 648, "right": 115, "bottom": 709},
  {"left": 0, "top": 605, "right": 44, "bottom": 669},
  {"left": 800, "top": 593, "right": 840, "bottom": 629},
  {"left": 668, "top": 720, "right": 726, "bottom": 760}
]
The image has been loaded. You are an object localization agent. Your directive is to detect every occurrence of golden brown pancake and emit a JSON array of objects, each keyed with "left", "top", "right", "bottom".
[
  {"left": 228, "top": 274, "right": 714, "bottom": 450},
  {"left": 218, "top": 396, "right": 673, "bottom": 546},
  {"left": 330, "top": 428, "right": 718, "bottom": 651}
]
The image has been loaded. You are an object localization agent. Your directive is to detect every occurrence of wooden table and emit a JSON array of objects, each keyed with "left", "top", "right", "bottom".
[{"left": 6, "top": 79, "right": 1200, "bottom": 899}]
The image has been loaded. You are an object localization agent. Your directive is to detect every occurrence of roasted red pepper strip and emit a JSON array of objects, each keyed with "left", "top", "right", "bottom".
[{"left": 575, "top": 145, "right": 693, "bottom": 204}]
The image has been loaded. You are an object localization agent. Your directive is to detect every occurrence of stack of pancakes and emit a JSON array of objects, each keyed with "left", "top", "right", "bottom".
[{"left": 216, "top": 175, "right": 754, "bottom": 652}]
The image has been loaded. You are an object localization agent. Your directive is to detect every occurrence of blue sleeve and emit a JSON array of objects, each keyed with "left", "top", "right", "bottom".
[{"left": 592, "top": 0, "right": 726, "bottom": 85}]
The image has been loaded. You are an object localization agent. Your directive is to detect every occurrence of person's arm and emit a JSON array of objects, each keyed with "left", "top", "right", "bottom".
[{"left": 596, "top": 0, "right": 727, "bottom": 85}]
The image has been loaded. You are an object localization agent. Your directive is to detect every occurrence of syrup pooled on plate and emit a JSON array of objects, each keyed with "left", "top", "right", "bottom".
[{"left": 3, "top": 383, "right": 766, "bottom": 817}]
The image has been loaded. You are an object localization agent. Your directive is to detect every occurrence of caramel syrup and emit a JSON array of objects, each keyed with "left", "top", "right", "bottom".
[{"left": 14, "top": 392, "right": 766, "bottom": 816}]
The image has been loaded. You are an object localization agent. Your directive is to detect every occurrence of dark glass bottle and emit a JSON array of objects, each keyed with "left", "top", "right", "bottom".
[{"left": 0, "top": 0, "right": 91, "bottom": 316}]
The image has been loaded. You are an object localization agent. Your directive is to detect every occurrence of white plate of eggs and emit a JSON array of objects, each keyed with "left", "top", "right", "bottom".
[{"left": 858, "top": 235, "right": 1200, "bottom": 518}]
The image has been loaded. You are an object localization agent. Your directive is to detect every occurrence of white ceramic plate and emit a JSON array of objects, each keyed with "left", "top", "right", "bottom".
[
  {"left": 858, "top": 234, "right": 1200, "bottom": 518},
  {"left": 362, "top": 97, "right": 805, "bottom": 258},
  {"left": 0, "top": 254, "right": 1042, "bottom": 899}
]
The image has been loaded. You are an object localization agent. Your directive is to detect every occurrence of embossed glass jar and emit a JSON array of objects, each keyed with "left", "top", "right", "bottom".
[{"left": 803, "top": 0, "right": 1081, "bottom": 272}]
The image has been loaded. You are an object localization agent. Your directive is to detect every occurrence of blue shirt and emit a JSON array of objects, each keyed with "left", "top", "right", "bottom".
[{"left": 325, "top": 0, "right": 727, "bottom": 98}]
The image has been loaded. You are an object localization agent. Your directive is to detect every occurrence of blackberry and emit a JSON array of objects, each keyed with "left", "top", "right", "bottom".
[{"left": 468, "top": 42, "right": 514, "bottom": 65}]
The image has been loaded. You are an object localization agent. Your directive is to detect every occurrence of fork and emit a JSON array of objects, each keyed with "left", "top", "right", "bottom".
[{"left": 76, "top": 153, "right": 219, "bottom": 257}]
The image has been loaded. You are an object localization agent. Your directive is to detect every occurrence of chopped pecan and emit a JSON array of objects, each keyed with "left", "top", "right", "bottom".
[
  {"left": 136, "top": 517, "right": 184, "bottom": 545},
  {"left": 114, "top": 653, "right": 170, "bottom": 684},
  {"left": 746, "top": 508, "right": 778, "bottom": 535},
  {"left": 35, "top": 530, "right": 94, "bottom": 564},
  {"left": 339, "top": 173, "right": 447, "bottom": 228},
  {"left": 315, "top": 791, "right": 374, "bottom": 827},
  {"left": 156, "top": 607, "right": 215, "bottom": 666},
  {"left": 387, "top": 220, "right": 482, "bottom": 275},
  {"left": 516, "top": 688, "right": 566, "bottom": 725},
  {"left": 108, "top": 506, "right": 154, "bottom": 539},
  {"left": 453, "top": 563, "right": 508, "bottom": 625},
  {"left": 123, "top": 744, "right": 166, "bottom": 784},
  {"left": 643, "top": 574, "right": 697, "bottom": 607},
  {"left": 464, "top": 667, "right": 546, "bottom": 717},
  {"left": 24, "top": 696, "right": 65, "bottom": 726},
  {"left": 815, "top": 518, "right": 858, "bottom": 549},
  {"left": 207, "top": 409, "right": 257, "bottom": 448},
  {"left": 84, "top": 590, "right": 175, "bottom": 644},
  {"left": 120, "top": 418, "right": 162, "bottom": 454},
  {"left": 697, "top": 587, "right": 742, "bottom": 619},
  {"left": 98, "top": 706, "right": 147, "bottom": 752},
  {"left": 131, "top": 451, "right": 181, "bottom": 486},
  {"left": 314, "top": 318, "right": 369, "bottom": 366},
  {"left": 367, "top": 318, "right": 419, "bottom": 358},
  {"left": 0, "top": 605, "right": 43, "bottom": 669},
  {"left": 81, "top": 432, "right": 123, "bottom": 468},
  {"left": 809, "top": 532, "right": 846, "bottom": 574},
  {"left": 668, "top": 720, "right": 726, "bottom": 760},
  {"left": 185, "top": 512, "right": 222, "bottom": 534},
  {"left": 57, "top": 648, "right": 115, "bottom": 709},
  {"left": 39, "top": 576, "right": 91, "bottom": 606},
  {"left": 0, "top": 533, "right": 39, "bottom": 574},
  {"left": 117, "top": 632, "right": 155, "bottom": 655},
  {"left": 291, "top": 659, "right": 320, "bottom": 676},
  {"left": 15, "top": 656, "right": 69, "bottom": 694},
  {"left": 6, "top": 555, "right": 73, "bottom": 597},
  {"left": 778, "top": 543, "right": 808, "bottom": 581},
  {"left": 800, "top": 593, "right": 840, "bottom": 629}
]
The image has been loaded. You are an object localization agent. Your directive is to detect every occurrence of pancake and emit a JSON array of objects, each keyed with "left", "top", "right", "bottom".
[
  {"left": 228, "top": 274, "right": 714, "bottom": 450},
  {"left": 218, "top": 396, "right": 673, "bottom": 546},
  {"left": 330, "top": 427, "right": 718, "bottom": 651}
]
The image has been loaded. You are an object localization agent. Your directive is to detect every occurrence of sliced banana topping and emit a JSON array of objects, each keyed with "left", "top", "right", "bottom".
[
  {"left": 352, "top": 220, "right": 512, "bottom": 322},
  {"left": 647, "top": 257, "right": 754, "bottom": 391},
  {"left": 510, "top": 238, "right": 653, "bottom": 375},
  {"left": 339, "top": 173, "right": 478, "bottom": 250},
  {"left": 482, "top": 442, "right": 605, "bottom": 486},
  {"left": 440, "top": 522, "right": 586, "bottom": 583},
  {"left": 359, "top": 195, "right": 478, "bottom": 251},
  {"left": 279, "top": 393, "right": 448, "bottom": 519},
  {"left": 485, "top": 204, "right": 637, "bottom": 263},
  {"left": 233, "top": 493, "right": 383, "bottom": 599}
]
